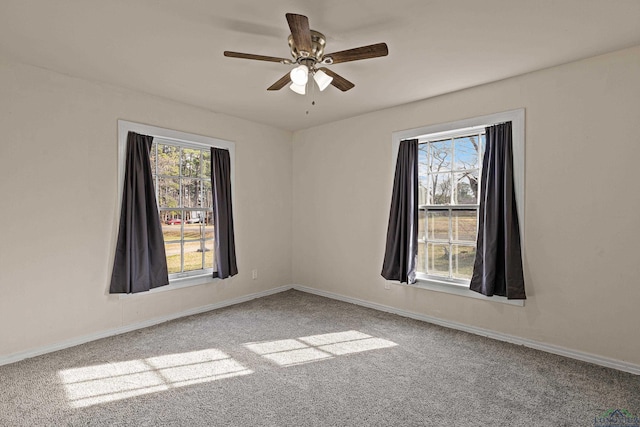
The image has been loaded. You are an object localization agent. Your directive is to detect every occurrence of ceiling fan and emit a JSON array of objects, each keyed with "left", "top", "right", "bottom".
[{"left": 224, "top": 13, "right": 389, "bottom": 95}]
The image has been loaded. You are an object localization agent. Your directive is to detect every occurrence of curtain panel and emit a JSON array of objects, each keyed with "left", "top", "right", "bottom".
[
  {"left": 110, "top": 132, "right": 169, "bottom": 294},
  {"left": 211, "top": 147, "right": 238, "bottom": 279},
  {"left": 470, "top": 122, "right": 526, "bottom": 299},
  {"left": 381, "top": 139, "right": 419, "bottom": 284}
]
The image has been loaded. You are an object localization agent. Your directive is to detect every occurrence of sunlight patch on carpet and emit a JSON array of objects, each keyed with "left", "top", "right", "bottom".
[
  {"left": 58, "top": 349, "right": 253, "bottom": 408},
  {"left": 244, "top": 330, "right": 397, "bottom": 367}
]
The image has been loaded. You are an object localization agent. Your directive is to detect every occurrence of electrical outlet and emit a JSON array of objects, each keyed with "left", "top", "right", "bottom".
[
  {"left": 384, "top": 283, "right": 391, "bottom": 290},
  {"left": 252, "top": 269, "right": 258, "bottom": 280}
]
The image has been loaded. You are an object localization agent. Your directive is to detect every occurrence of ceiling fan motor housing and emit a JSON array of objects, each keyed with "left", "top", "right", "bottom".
[{"left": 288, "top": 30, "right": 326, "bottom": 63}]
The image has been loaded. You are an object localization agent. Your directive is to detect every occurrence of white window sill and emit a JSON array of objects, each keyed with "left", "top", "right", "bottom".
[
  {"left": 118, "top": 274, "right": 216, "bottom": 299},
  {"left": 401, "top": 276, "right": 525, "bottom": 307}
]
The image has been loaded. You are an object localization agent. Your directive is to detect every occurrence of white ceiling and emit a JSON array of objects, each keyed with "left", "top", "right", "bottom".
[{"left": 1, "top": 0, "right": 639, "bottom": 131}]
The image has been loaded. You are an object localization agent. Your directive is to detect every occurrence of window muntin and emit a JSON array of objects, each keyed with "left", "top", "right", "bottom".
[
  {"left": 417, "top": 131, "right": 485, "bottom": 283},
  {"left": 151, "top": 139, "right": 215, "bottom": 279}
]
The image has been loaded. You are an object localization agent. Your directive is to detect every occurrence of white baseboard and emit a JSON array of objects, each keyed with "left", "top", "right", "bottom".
[
  {"left": 3, "top": 284, "right": 638, "bottom": 375},
  {"left": 291, "top": 285, "right": 640, "bottom": 375},
  {"left": 0, "top": 285, "right": 292, "bottom": 367}
]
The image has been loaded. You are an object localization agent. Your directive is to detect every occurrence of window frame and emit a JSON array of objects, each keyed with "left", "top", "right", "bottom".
[
  {"left": 391, "top": 109, "right": 525, "bottom": 306},
  {"left": 116, "top": 120, "right": 235, "bottom": 294},
  {"left": 151, "top": 138, "right": 215, "bottom": 280},
  {"left": 418, "top": 128, "right": 485, "bottom": 283}
]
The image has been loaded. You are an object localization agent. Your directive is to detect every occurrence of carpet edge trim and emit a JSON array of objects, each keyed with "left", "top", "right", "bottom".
[{"left": 292, "top": 285, "right": 640, "bottom": 375}]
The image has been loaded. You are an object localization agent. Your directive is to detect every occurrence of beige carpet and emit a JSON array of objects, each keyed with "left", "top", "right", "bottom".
[{"left": 1, "top": 290, "right": 638, "bottom": 426}]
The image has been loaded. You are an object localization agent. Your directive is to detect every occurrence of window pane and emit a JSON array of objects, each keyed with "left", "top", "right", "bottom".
[
  {"left": 454, "top": 171, "right": 479, "bottom": 204},
  {"left": 427, "top": 209, "right": 449, "bottom": 240},
  {"left": 204, "top": 214, "right": 214, "bottom": 239},
  {"left": 162, "top": 217, "right": 182, "bottom": 242},
  {"left": 163, "top": 210, "right": 182, "bottom": 223},
  {"left": 181, "top": 148, "right": 201, "bottom": 178},
  {"left": 204, "top": 240, "right": 215, "bottom": 269},
  {"left": 427, "top": 243, "right": 449, "bottom": 277},
  {"left": 157, "top": 144, "right": 180, "bottom": 176},
  {"left": 181, "top": 178, "right": 200, "bottom": 208},
  {"left": 418, "top": 208, "right": 426, "bottom": 240},
  {"left": 418, "top": 176, "right": 428, "bottom": 206},
  {"left": 202, "top": 150, "right": 211, "bottom": 178},
  {"left": 201, "top": 180, "right": 212, "bottom": 208},
  {"left": 183, "top": 241, "right": 204, "bottom": 272},
  {"left": 417, "top": 242, "right": 426, "bottom": 273},
  {"left": 183, "top": 223, "right": 202, "bottom": 240},
  {"left": 430, "top": 173, "right": 451, "bottom": 205},
  {"left": 454, "top": 135, "right": 480, "bottom": 170},
  {"left": 412, "top": 129, "right": 486, "bottom": 284},
  {"left": 452, "top": 245, "right": 476, "bottom": 280},
  {"left": 158, "top": 178, "right": 180, "bottom": 208},
  {"left": 452, "top": 210, "right": 477, "bottom": 242},
  {"left": 137, "top": 127, "right": 232, "bottom": 280},
  {"left": 429, "top": 139, "right": 451, "bottom": 172},
  {"left": 165, "top": 242, "right": 181, "bottom": 274},
  {"left": 185, "top": 210, "right": 205, "bottom": 224}
]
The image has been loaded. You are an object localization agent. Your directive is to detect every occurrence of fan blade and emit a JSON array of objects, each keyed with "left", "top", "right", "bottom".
[
  {"left": 323, "top": 43, "right": 388, "bottom": 64},
  {"left": 318, "top": 68, "right": 355, "bottom": 92},
  {"left": 286, "top": 13, "right": 312, "bottom": 55},
  {"left": 224, "top": 51, "right": 290, "bottom": 63},
  {"left": 267, "top": 73, "right": 292, "bottom": 91}
]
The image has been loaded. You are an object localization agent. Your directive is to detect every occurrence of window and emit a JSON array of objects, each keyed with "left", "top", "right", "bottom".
[
  {"left": 391, "top": 109, "right": 524, "bottom": 304},
  {"left": 150, "top": 140, "right": 214, "bottom": 278},
  {"left": 418, "top": 130, "right": 485, "bottom": 283},
  {"left": 117, "top": 120, "right": 235, "bottom": 286}
]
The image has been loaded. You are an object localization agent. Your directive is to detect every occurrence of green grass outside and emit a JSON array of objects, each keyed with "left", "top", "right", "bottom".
[
  {"left": 418, "top": 242, "right": 476, "bottom": 280},
  {"left": 167, "top": 251, "right": 214, "bottom": 274}
]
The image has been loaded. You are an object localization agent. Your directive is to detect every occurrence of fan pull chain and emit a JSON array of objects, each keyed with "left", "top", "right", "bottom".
[{"left": 306, "top": 75, "right": 316, "bottom": 115}]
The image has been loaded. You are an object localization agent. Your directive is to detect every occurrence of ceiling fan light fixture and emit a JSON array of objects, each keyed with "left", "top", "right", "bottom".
[
  {"left": 290, "top": 64, "right": 309, "bottom": 86},
  {"left": 289, "top": 81, "right": 306, "bottom": 95},
  {"left": 313, "top": 69, "right": 333, "bottom": 91}
]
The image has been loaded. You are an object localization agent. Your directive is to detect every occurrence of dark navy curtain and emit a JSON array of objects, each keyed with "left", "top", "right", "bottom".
[
  {"left": 110, "top": 132, "right": 169, "bottom": 294},
  {"left": 211, "top": 147, "right": 238, "bottom": 279},
  {"left": 381, "top": 139, "right": 419, "bottom": 284},
  {"left": 470, "top": 122, "right": 526, "bottom": 299}
]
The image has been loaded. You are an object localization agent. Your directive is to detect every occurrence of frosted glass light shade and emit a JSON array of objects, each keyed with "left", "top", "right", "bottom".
[
  {"left": 313, "top": 69, "right": 333, "bottom": 91},
  {"left": 289, "top": 82, "right": 306, "bottom": 95},
  {"left": 290, "top": 65, "right": 309, "bottom": 86}
]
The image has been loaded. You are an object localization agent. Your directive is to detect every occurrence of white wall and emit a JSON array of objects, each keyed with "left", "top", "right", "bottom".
[
  {"left": 0, "top": 59, "right": 292, "bottom": 358},
  {"left": 3, "top": 44, "right": 640, "bottom": 369},
  {"left": 292, "top": 45, "right": 640, "bottom": 365}
]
